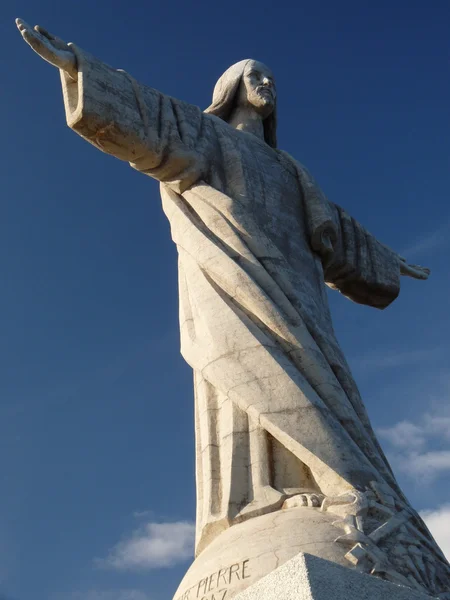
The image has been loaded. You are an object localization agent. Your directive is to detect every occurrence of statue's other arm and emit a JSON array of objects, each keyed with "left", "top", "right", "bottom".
[
  {"left": 291, "top": 160, "right": 430, "bottom": 309},
  {"left": 322, "top": 202, "right": 430, "bottom": 308},
  {"left": 16, "top": 19, "right": 208, "bottom": 191}
]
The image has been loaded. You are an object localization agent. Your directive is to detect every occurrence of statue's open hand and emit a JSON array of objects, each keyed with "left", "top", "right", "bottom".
[
  {"left": 399, "top": 257, "right": 430, "bottom": 280},
  {"left": 16, "top": 18, "right": 77, "bottom": 80}
]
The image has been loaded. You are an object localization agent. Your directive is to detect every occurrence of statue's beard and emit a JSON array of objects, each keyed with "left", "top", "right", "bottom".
[{"left": 248, "top": 89, "right": 275, "bottom": 117}]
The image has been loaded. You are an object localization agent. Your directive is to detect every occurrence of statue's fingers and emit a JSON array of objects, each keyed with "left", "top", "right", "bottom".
[
  {"left": 34, "top": 25, "right": 62, "bottom": 43},
  {"left": 35, "top": 25, "right": 68, "bottom": 50},
  {"left": 18, "top": 21, "right": 45, "bottom": 46},
  {"left": 413, "top": 267, "right": 430, "bottom": 280},
  {"left": 15, "top": 17, "right": 30, "bottom": 31},
  {"left": 20, "top": 28, "right": 56, "bottom": 63},
  {"left": 34, "top": 25, "right": 53, "bottom": 39},
  {"left": 16, "top": 18, "right": 33, "bottom": 36},
  {"left": 20, "top": 28, "right": 39, "bottom": 47},
  {"left": 16, "top": 18, "right": 44, "bottom": 46},
  {"left": 410, "top": 264, "right": 431, "bottom": 275},
  {"left": 402, "top": 262, "right": 430, "bottom": 278}
]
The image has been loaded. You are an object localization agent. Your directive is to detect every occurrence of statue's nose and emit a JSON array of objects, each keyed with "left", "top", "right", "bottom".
[{"left": 262, "top": 77, "right": 271, "bottom": 86}]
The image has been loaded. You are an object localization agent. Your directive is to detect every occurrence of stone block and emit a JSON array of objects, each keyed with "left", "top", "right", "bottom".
[{"left": 234, "top": 552, "right": 437, "bottom": 600}]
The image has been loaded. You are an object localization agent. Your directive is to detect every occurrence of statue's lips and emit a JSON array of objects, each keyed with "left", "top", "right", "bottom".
[{"left": 257, "top": 88, "right": 274, "bottom": 101}]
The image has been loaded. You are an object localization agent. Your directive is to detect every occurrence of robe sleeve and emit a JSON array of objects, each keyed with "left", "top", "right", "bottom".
[
  {"left": 60, "top": 45, "right": 209, "bottom": 192},
  {"left": 322, "top": 203, "right": 401, "bottom": 309},
  {"left": 294, "top": 162, "right": 401, "bottom": 310}
]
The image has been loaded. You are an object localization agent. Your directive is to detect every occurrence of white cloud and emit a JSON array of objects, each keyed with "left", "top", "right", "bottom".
[
  {"left": 378, "top": 420, "right": 426, "bottom": 450},
  {"left": 97, "top": 521, "right": 195, "bottom": 570},
  {"left": 400, "top": 219, "right": 450, "bottom": 259},
  {"left": 378, "top": 410, "right": 450, "bottom": 482},
  {"left": 351, "top": 348, "right": 443, "bottom": 376},
  {"left": 69, "top": 591, "right": 150, "bottom": 600},
  {"left": 399, "top": 450, "right": 450, "bottom": 479},
  {"left": 421, "top": 504, "right": 450, "bottom": 560},
  {"left": 424, "top": 415, "right": 450, "bottom": 439}
]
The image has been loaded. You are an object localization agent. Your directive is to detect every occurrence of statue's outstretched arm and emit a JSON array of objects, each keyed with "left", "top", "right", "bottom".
[
  {"left": 16, "top": 19, "right": 77, "bottom": 80},
  {"left": 16, "top": 18, "right": 209, "bottom": 190},
  {"left": 293, "top": 158, "right": 431, "bottom": 289}
]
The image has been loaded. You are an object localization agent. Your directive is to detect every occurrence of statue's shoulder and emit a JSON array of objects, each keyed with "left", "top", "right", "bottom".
[{"left": 275, "top": 149, "right": 305, "bottom": 179}]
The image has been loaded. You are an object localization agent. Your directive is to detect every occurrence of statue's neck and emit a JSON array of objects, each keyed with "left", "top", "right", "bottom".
[{"left": 228, "top": 106, "right": 264, "bottom": 141}]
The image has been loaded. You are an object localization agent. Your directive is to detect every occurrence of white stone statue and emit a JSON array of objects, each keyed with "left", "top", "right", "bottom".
[{"left": 16, "top": 19, "right": 449, "bottom": 600}]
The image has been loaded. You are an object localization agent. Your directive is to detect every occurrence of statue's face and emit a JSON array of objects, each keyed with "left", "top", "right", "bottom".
[{"left": 237, "top": 60, "right": 276, "bottom": 118}]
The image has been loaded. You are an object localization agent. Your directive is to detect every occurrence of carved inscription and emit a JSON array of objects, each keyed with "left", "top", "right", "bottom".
[{"left": 176, "top": 559, "right": 250, "bottom": 600}]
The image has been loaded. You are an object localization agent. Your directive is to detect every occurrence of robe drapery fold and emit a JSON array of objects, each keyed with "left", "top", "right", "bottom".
[{"left": 60, "top": 48, "right": 434, "bottom": 558}]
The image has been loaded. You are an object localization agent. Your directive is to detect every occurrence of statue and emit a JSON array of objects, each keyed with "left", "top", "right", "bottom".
[{"left": 16, "top": 19, "right": 449, "bottom": 599}]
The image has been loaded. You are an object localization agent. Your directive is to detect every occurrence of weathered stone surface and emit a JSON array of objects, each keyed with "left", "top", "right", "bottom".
[
  {"left": 234, "top": 552, "right": 438, "bottom": 600},
  {"left": 16, "top": 19, "right": 448, "bottom": 599}
]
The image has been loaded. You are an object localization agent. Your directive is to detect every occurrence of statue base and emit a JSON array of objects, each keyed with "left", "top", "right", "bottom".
[
  {"left": 234, "top": 552, "right": 436, "bottom": 600},
  {"left": 172, "top": 505, "right": 351, "bottom": 600},
  {"left": 172, "top": 501, "right": 449, "bottom": 600}
]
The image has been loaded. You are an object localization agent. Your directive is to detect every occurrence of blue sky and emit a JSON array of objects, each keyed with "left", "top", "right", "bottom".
[{"left": 2, "top": 0, "right": 450, "bottom": 598}]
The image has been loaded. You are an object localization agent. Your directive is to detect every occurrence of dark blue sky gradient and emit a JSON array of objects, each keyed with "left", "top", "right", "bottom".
[{"left": 2, "top": 1, "right": 450, "bottom": 598}]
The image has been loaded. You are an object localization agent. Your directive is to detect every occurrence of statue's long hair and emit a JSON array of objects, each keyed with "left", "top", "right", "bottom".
[{"left": 204, "top": 59, "right": 277, "bottom": 149}]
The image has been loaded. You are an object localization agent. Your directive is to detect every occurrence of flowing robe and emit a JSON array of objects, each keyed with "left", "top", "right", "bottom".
[{"left": 60, "top": 47, "right": 424, "bottom": 555}]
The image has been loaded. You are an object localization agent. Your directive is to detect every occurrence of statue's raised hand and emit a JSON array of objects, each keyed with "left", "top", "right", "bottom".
[
  {"left": 16, "top": 18, "right": 77, "bottom": 80},
  {"left": 399, "top": 257, "right": 430, "bottom": 280}
]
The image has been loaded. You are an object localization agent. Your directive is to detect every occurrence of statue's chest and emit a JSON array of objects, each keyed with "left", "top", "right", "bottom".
[{"left": 240, "top": 141, "right": 306, "bottom": 247}]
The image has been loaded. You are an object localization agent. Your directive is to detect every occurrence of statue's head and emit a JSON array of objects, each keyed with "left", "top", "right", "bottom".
[{"left": 205, "top": 59, "right": 277, "bottom": 148}]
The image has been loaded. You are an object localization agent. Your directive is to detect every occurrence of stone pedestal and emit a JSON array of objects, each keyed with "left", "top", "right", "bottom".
[
  {"left": 172, "top": 505, "right": 352, "bottom": 600},
  {"left": 172, "top": 503, "right": 449, "bottom": 600},
  {"left": 234, "top": 552, "right": 437, "bottom": 600}
]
